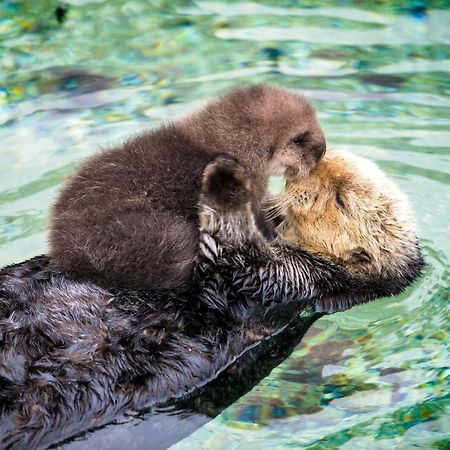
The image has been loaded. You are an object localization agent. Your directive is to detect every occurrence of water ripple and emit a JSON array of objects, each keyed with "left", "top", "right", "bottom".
[{"left": 0, "top": 1, "right": 449, "bottom": 448}]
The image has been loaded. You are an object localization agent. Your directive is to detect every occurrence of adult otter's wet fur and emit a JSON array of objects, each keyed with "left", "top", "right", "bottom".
[
  {"left": 49, "top": 84, "right": 326, "bottom": 290},
  {"left": 0, "top": 155, "right": 423, "bottom": 449}
]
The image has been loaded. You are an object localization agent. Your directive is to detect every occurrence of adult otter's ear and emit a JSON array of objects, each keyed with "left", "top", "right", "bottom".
[{"left": 348, "top": 247, "right": 373, "bottom": 265}]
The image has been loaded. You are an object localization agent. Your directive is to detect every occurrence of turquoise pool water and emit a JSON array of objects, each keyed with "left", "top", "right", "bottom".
[{"left": 0, "top": 0, "right": 449, "bottom": 448}]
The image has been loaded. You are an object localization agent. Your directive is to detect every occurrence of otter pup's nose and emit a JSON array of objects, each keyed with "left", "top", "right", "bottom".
[{"left": 313, "top": 141, "right": 326, "bottom": 162}]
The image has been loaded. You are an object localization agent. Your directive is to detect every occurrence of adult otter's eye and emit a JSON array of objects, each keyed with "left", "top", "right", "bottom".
[
  {"left": 350, "top": 248, "right": 373, "bottom": 264},
  {"left": 335, "top": 193, "right": 345, "bottom": 209},
  {"left": 292, "top": 132, "right": 309, "bottom": 146}
]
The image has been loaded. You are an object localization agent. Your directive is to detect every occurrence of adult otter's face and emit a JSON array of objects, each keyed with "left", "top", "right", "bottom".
[{"left": 270, "top": 149, "right": 419, "bottom": 279}]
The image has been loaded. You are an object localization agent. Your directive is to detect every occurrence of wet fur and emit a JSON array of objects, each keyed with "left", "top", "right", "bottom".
[
  {"left": 0, "top": 157, "right": 423, "bottom": 449},
  {"left": 49, "top": 84, "right": 326, "bottom": 290}
]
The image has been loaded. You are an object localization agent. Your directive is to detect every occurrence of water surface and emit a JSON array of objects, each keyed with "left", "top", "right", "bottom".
[{"left": 0, "top": 0, "right": 449, "bottom": 448}]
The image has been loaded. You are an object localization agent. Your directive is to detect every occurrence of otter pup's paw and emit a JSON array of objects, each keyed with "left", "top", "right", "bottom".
[
  {"left": 201, "top": 155, "right": 253, "bottom": 213},
  {"left": 199, "top": 155, "right": 263, "bottom": 245}
]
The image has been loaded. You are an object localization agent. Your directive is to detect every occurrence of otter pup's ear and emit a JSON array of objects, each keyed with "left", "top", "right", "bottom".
[{"left": 348, "top": 247, "right": 373, "bottom": 265}]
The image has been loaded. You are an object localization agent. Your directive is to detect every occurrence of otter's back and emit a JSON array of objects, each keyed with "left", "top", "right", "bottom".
[{"left": 49, "top": 126, "right": 216, "bottom": 289}]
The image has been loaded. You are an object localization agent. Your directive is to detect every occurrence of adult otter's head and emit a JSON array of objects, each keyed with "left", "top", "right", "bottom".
[
  {"left": 269, "top": 149, "right": 424, "bottom": 308},
  {"left": 181, "top": 84, "right": 326, "bottom": 180}
]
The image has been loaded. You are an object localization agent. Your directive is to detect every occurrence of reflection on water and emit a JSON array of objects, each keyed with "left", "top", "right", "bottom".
[{"left": 0, "top": 0, "right": 449, "bottom": 448}]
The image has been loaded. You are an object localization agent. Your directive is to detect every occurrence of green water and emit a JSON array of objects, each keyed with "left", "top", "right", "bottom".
[{"left": 1, "top": 0, "right": 449, "bottom": 448}]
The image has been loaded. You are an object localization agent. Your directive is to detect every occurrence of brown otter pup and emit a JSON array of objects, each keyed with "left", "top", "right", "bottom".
[
  {"left": 49, "top": 84, "right": 326, "bottom": 290},
  {"left": 269, "top": 148, "right": 422, "bottom": 311}
]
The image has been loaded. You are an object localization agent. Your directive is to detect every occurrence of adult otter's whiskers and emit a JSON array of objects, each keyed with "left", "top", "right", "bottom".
[{"left": 264, "top": 190, "right": 295, "bottom": 221}]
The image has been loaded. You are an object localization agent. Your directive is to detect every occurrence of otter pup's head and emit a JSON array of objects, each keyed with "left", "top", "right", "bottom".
[
  {"left": 225, "top": 84, "right": 327, "bottom": 179},
  {"left": 183, "top": 84, "right": 326, "bottom": 180},
  {"left": 269, "top": 149, "right": 424, "bottom": 300}
]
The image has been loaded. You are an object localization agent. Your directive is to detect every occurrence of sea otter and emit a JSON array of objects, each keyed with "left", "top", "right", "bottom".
[
  {"left": 267, "top": 148, "right": 423, "bottom": 312},
  {"left": 49, "top": 84, "right": 326, "bottom": 290},
  {"left": 0, "top": 152, "right": 423, "bottom": 449}
]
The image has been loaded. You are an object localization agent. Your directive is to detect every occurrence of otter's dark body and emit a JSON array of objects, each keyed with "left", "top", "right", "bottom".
[
  {"left": 49, "top": 85, "right": 326, "bottom": 290},
  {"left": 0, "top": 158, "right": 423, "bottom": 449}
]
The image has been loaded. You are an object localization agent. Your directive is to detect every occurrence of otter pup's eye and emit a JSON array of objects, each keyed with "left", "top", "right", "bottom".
[
  {"left": 335, "top": 193, "right": 345, "bottom": 209},
  {"left": 292, "top": 132, "right": 309, "bottom": 146}
]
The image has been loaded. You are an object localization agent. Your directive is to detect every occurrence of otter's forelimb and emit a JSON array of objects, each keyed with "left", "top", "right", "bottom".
[{"left": 195, "top": 156, "right": 350, "bottom": 312}]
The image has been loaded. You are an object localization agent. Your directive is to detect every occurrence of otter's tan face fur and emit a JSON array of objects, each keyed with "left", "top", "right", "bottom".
[{"left": 271, "top": 149, "right": 418, "bottom": 279}]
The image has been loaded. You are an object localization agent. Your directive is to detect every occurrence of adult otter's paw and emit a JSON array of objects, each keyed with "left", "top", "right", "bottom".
[{"left": 201, "top": 155, "right": 252, "bottom": 212}]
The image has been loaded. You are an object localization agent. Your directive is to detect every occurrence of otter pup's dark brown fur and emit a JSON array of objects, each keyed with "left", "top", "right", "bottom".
[{"left": 49, "top": 84, "right": 326, "bottom": 290}]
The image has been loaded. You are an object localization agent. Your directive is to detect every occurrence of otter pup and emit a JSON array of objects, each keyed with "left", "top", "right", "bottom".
[
  {"left": 269, "top": 148, "right": 423, "bottom": 311},
  {"left": 49, "top": 84, "right": 326, "bottom": 290},
  {"left": 0, "top": 156, "right": 423, "bottom": 449}
]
